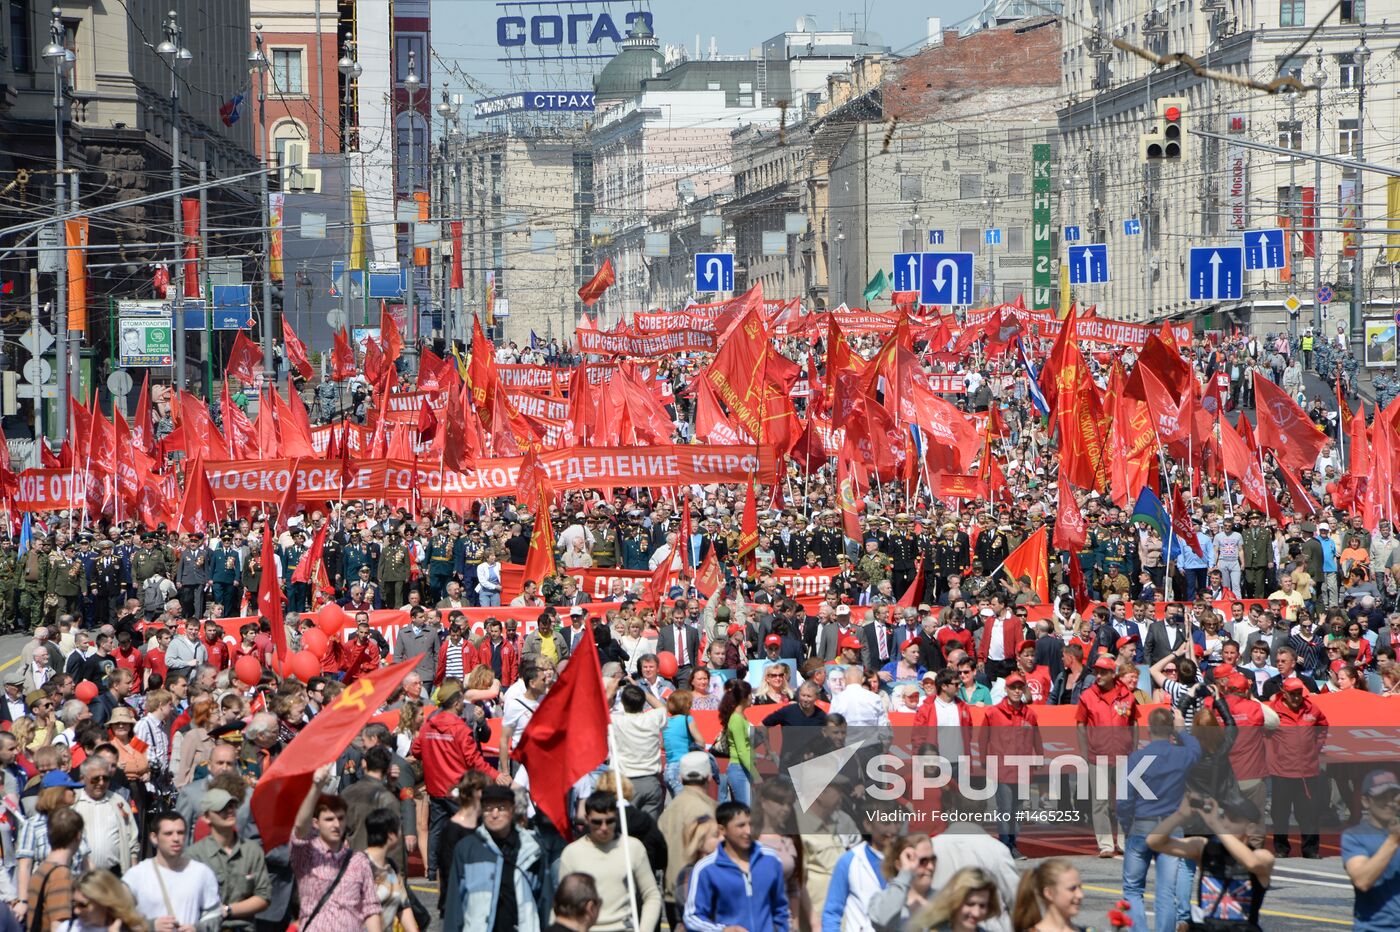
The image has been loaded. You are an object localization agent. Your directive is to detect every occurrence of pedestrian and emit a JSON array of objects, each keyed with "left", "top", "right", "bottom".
[
  {"left": 121, "top": 812, "right": 222, "bottom": 930},
  {"left": 559, "top": 792, "right": 661, "bottom": 932},
  {"left": 682, "top": 801, "right": 789, "bottom": 932},
  {"left": 1342, "top": 769, "right": 1400, "bottom": 931},
  {"left": 1009, "top": 858, "right": 1085, "bottom": 932},
  {"left": 288, "top": 764, "right": 382, "bottom": 932},
  {"left": 185, "top": 786, "right": 271, "bottom": 930}
]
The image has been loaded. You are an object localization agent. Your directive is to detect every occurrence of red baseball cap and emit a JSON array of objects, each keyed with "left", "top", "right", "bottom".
[
  {"left": 1282, "top": 676, "right": 1307, "bottom": 693},
  {"left": 1017, "top": 639, "right": 1037, "bottom": 655},
  {"left": 901, "top": 637, "right": 921, "bottom": 653},
  {"left": 838, "top": 635, "right": 862, "bottom": 651},
  {"left": 1004, "top": 672, "right": 1027, "bottom": 687},
  {"left": 1092, "top": 656, "right": 1119, "bottom": 672},
  {"left": 764, "top": 634, "right": 781, "bottom": 648},
  {"left": 1213, "top": 664, "right": 1237, "bottom": 680},
  {"left": 1330, "top": 658, "right": 1346, "bottom": 672}
]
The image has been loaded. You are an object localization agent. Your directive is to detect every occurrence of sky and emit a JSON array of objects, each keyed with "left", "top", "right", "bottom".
[{"left": 430, "top": 0, "right": 985, "bottom": 100}]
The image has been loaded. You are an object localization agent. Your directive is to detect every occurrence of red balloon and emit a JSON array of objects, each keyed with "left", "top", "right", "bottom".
[
  {"left": 234, "top": 655, "right": 262, "bottom": 688},
  {"left": 74, "top": 680, "right": 98, "bottom": 703},
  {"left": 656, "top": 651, "right": 678, "bottom": 680},
  {"left": 289, "top": 650, "right": 321, "bottom": 682},
  {"left": 301, "top": 627, "right": 329, "bottom": 658},
  {"left": 317, "top": 604, "right": 349, "bottom": 637}
]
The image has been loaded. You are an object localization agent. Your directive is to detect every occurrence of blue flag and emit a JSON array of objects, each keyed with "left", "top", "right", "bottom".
[
  {"left": 16, "top": 513, "right": 31, "bottom": 559},
  {"left": 1016, "top": 336, "right": 1050, "bottom": 416}
]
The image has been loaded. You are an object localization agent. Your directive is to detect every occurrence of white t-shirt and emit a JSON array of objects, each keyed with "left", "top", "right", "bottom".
[
  {"left": 611, "top": 707, "right": 667, "bottom": 777},
  {"left": 124, "top": 858, "right": 220, "bottom": 926},
  {"left": 502, "top": 693, "right": 540, "bottom": 751}
]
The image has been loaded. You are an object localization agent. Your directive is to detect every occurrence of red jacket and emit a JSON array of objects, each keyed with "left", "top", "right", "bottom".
[
  {"left": 341, "top": 637, "right": 381, "bottom": 684},
  {"left": 912, "top": 696, "right": 974, "bottom": 758},
  {"left": 977, "top": 614, "right": 1022, "bottom": 664},
  {"left": 1225, "top": 695, "right": 1269, "bottom": 781},
  {"left": 475, "top": 637, "right": 520, "bottom": 688},
  {"left": 433, "top": 640, "right": 484, "bottom": 687},
  {"left": 410, "top": 708, "right": 499, "bottom": 796},
  {"left": 979, "top": 698, "right": 1044, "bottom": 782},
  {"left": 1266, "top": 694, "right": 1328, "bottom": 778}
]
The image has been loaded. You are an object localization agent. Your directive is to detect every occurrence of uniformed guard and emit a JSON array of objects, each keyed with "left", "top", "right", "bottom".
[
  {"left": 211, "top": 532, "right": 242, "bottom": 615},
  {"left": 379, "top": 531, "right": 411, "bottom": 610},
  {"left": 888, "top": 513, "right": 920, "bottom": 597},
  {"left": 90, "top": 541, "right": 126, "bottom": 627}
]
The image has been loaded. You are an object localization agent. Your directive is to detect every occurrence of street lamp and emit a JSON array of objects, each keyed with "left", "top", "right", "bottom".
[
  {"left": 983, "top": 192, "right": 1003, "bottom": 304},
  {"left": 160, "top": 9, "right": 191, "bottom": 390},
  {"left": 338, "top": 42, "right": 361, "bottom": 329},
  {"left": 1350, "top": 31, "right": 1370, "bottom": 356},
  {"left": 436, "top": 83, "right": 461, "bottom": 343},
  {"left": 403, "top": 50, "right": 421, "bottom": 372},
  {"left": 251, "top": 23, "right": 275, "bottom": 385},
  {"left": 42, "top": 6, "right": 70, "bottom": 445},
  {"left": 1312, "top": 47, "right": 1326, "bottom": 336}
]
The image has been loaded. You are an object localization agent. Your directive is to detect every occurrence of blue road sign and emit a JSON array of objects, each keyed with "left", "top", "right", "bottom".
[
  {"left": 1068, "top": 244, "right": 1110, "bottom": 284},
  {"left": 927, "top": 230, "right": 944, "bottom": 246},
  {"left": 694, "top": 252, "right": 734, "bottom": 291},
  {"left": 918, "top": 251, "right": 975, "bottom": 307},
  {"left": 1064, "top": 225, "right": 1081, "bottom": 243},
  {"left": 985, "top": 228, "right": 1002, "bottom": 246},
  {"left": 1243, "top": 229, "right": 1286, "bottom": 270},
  {"left": 1124, "top": 218, "right": 1142, "bottom": 236},
  {"left": 367, "top": 268, "right": 408, "bottom": 299},
  {"left": 893, "top": 252, "right": 922, "bottom": 292},
  {"left": 1189, "top": 246, "right": 1244, "bottom": 301}
]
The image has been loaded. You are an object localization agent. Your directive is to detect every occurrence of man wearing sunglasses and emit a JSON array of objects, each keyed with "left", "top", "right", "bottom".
[
  {"left": 559, "top": 792, "right": 661, "bottom": 932},
  {"left": 1343, "top": 769, "right": 1400, "bottom": 931}
]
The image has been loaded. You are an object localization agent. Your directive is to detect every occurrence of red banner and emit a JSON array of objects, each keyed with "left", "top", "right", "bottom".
[
  {"left": 505, "top": 389, "right": 570, "bottom": 421},
  {"left": 15, "top": 469, "right": 91, "bottom": 512},
  {"left": 369, "top": 388, "right": 449, "bottom": 426},
  {"left": 576, "top": 328, "right": 716, "bottom": 357},
  {"left": 633, "top": 312, "right": 719, "bottom": 334},
  {"left": 772, "top": 566, "right": 841, "bottom": 612},
  {"left": 202, "top": 445, "right": 779, "bottom": 503}
]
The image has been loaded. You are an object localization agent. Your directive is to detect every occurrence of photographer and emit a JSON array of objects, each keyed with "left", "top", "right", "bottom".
[{"left": 1147, "top": 793, "right": 1273, "bottom": 932}]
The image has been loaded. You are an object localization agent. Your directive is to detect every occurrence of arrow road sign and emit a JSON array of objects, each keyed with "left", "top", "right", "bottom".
[
  {"left": 1067, "top": 244, "right": 1110, "bottom": 284},
  {"left": 918, "top": 251, "right": 975, "bottom": 307},
  {"left": 694, "top": 252, "right": 734, "bottom": 291},
  {"left": 984, "top": 229, "right": 1002, "bottom": 246},
  {"left": 1064, "top": 225, "right": 1081, "bottom": 243},
  {"left": 1124, "top": 218, "right": 1142, "bottom": 236},
  {"left": 927, "top": 230, "right": 944, "bottom": 246},
  {"left": 1189, "top": 246, "right": 1244, "bottom": 301},
  {"left": 1243, "top": 229, "right": 1286, "bottom": 270},
  {"left": 893, "top": 252, "right": 922, "bottom": 292}
]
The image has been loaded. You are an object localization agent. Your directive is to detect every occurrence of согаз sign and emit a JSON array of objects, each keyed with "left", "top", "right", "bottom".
[{"left": 497, "top": 10, "right": 653, "bottom": 48}]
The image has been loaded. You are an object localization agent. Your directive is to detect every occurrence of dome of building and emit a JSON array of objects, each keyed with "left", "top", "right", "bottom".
[{"left": 594, "top": 19, "right": 665, "bottom": 103}]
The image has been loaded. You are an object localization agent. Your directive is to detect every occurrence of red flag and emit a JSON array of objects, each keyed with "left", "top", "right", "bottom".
[
  {"left": 418, "top": 348, "right": 450, "bottom": 392},
  {"left": 521, "top": 501, "right": 556, "bottom": 584},
  {"left": 1138, "top": 364, "right": 1189, "bottom": 445},
  {"left": 331, "top": 327, "right": 357, "bottom": 381},
  {"left": 512, "top": 625, "right": 609, "bottom": 836},
  {"left": 1054, "top": 476, "right": 1087, "bottom": 553},
  {"left": 835, "top": 442, "right": 866, "bottom": 542},
  {"left": 363, "top": 336, "right": 386, "bottom": 388},
  {"left": 133, "top": 372, "right": 154, "bottom": 456},
  {"left": 226, "top": 331, "right": 263, "bottom": 385},
  {"left": 577, "top": 258, "right": 615, "bottom": 307},
  {"left": 897, "top": 558, "right": 925, "bottom": 607},
  {"left": 415, "top": 397, "right": 439, "bottom": 443},
  {"left": 258, "top": 526, "right": 288, "bottom": 660},
  {"left": 1001, "top": 526, "right": 1049, "bottom": 604},
  {"left": 1067, "top": 551, "right": 1091, "bottom": 615},
  {"left": 468, "top": 316, "right": 498, "bottom": 414},
  {"left": 695, "top": 547, "right": 722, "bottom": 598},
  {"left": 736, "top": 476, "right": 759, "bottom": 573},
  {"left": 292, "top": 523, "right": 328, "bottom": 585},
  {"left": 1253, "top": 372, "right": 1327, "bottom": 473},
  {"left": 175, "top": 457, "right": 218, "bottom": 534},
  {"left": 252, "top": 659, "right": 417, "bottom": 849},
  {"left": 275, "top": 456, "right": 302, "bottom": 532},
  {"left": 281, "top": 319, "right": 314, "bottom": 381},
  {"left": 221, "top": 381, "right": 258, "bottom": 459},
  {"left": 1169, "top": 486, "right": 1204, "bottom": 556},
  {"left": 1220, "top": 415, "right": 1280, "bottom": 518},
  {"left": 380, "top": 305, "right": 404, "bottom": 362}
]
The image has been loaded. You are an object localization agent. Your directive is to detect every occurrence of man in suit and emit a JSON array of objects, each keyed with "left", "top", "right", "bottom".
[
  {"left": 563, "top": 607, "right": 595, "bottom": 654},
  {"left": 1144, "top": 611, "right": 1192, "bottom": 666},
  {"left": 1374, "top": 614, "right": 1400, "bottom": 654},
  {"left": 814, "top": 604, "right": 856, "bottom": 662},
  {"left": 890, "top": 607, "right": 923, "bottom": 649},
  {"left": 0, "top": 670, "right": 27, "bottom": 728},
  {"left": 1243, "top": 611, "right": 1288, "bottom": 663},
  {"left": 861, "top": 606, "right": 899, "bottom": 671},
  {"left": 656, "top": 605, "right": 701, "bottom": 690}
]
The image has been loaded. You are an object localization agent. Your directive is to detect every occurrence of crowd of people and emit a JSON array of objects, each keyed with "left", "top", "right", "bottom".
[{"left": 0, "top": 309, "right": 1395, "bottom": 932}]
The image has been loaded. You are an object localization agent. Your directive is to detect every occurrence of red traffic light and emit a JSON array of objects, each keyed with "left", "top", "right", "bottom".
[{"left": 1164, "top": 105, "right": 1181, "bottom": 122}]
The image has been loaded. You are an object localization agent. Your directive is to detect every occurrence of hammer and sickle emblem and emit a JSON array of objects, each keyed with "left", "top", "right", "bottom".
[{"left": 333, "top": 679, "right": 374, "bottom": 714}]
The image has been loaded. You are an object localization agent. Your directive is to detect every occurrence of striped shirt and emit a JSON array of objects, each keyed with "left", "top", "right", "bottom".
[{"left": 16, "top": 814, "right": 90, "bottom": 866}]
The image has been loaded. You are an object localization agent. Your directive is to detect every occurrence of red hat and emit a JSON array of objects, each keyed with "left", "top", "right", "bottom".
[
  {"left": 1092, "top": 656, "right": 1119, "bottom": 672},
  {"left": 1017, "top": 639, "right": 1037, "bottom": 655},
  {"left": 764, "top": 634, "right": 782, "bottom": 648},
  {"left": 1281, "top": 676, "right": 1307, "bottom": 693},
  {"left": 1004, "top": 672, "right": 1027, "bottom": 686},
  {"left": 901, "top": 637, "right": 921, "bottom": 653},
  {"left": 838, "top": 634, "right": 862, "bottom": 651},
  {"left": 1213, "top": 664, "right": 1237, "bottom": 681},
  {"left": 1116, "top": 635, "right": 1139, "bottom": 649},
  {"left": 1227, "top": 672, "right": 1251, "bottom": 691},
  {"left": 726, "top": 623, "right": 743, "bottom": 639},
  {"left": 1192, "top": 644, "right": 1205, "bottom": 658},
  {"left": 1330, "top": 658, "right": 1346, "bottom": 672}
]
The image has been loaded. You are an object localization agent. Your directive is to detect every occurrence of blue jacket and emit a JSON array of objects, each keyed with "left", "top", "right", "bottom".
[
  {"left": 684, "top": 841, "right": 790, "bottom": 932},
  {"left": 1117, "top": 732, "right": 1201, "bottom": 827}
]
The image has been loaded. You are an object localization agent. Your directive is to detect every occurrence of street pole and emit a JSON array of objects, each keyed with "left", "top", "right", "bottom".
[
  {"left": 404, "top": 50, "right": 421, "bottom": 374},
  {"left": 1288, "top": 86, "right": 1299, "bottom": 341},
  {"left": 338, "top": 42, "right": 361, "bottom": 339},
  {"left": 1351, "top": 31, "right": 1370, "bottom": 356},
  {"left": 251, "top": 25, "right": 275, "bottom": 386},
  {"left": 1313, "top": 47, "right": 1327, "bottom": 336},
  {"left": 157, "top": 10, "right": 190, "bottom": 391},
  {"left": 29, "top": 269, "right": 42, "bottom": 464},
  {"left": 198, "top": 160, "right": 211, "bottom": 394},
  {"left": 42, "top": 8, "right": 68, "bottom": 441},
  {"left": 436, "top": 85, "right": 460, "bottom": 345}
]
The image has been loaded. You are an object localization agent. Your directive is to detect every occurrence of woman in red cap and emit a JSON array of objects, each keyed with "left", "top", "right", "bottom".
[{"left": 878, "top": 638, "right": 927, "bottom": 689}]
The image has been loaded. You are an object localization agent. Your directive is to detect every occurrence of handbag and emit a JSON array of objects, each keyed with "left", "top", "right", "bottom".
[{"left": 710, "top": 719, "right": 731, "bottom": 758}]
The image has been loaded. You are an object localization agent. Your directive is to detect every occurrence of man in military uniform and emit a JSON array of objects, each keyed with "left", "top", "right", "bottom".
[
  {"left": 210, "top": 532, "right": 242, "bottom": 616},
  {"left": 0, "top": 541, "right": 18, "bottom": 634},
  {"left": 19, "top": 537, "right": 50, "bottom": 630},
  {"left": 1099, "top": 523, "right": 1132, "bottom": 582},
  {"left": 113, "top": 531, "right": 136, "bottom": 603},
  {"left": 340, "top": 529, "right": 378, "bottom": 595},
  {"left": 49, "top": 542, "right": 85, "bottom": 622},
  {"left": 589, "top": 512, "right": 620, "bottom": 568},
  {"left": 887, "top": 514, "right": 921, "bottom": 600},
  {"left": 241, "top": 535, "right": 264, "bottom": 599},
  {"left": 379, "top": 531, "right": 411, "bottom": 610},
  {"left": 426, "top": 525, "right": 456, "bottom": 601},
  {"left": 281, "top": 529, "right": 309, "bottom": 612},
  {"left": 458, "top": 526, "right": 486, "bottom": 606},
  {"left": 974, "top": 518, "right": 1010, "bottom": 574},
  {"left": 74, "top": 537, "right": 99, "bottom": 627},
  {"left": 1241, "top": 512, "right": 1274, "bottom": 598},
  {"left": 809, "top": 511, "right": 845, "bottom": 568},
  {"left": 129, "top": 535, "right": 167, "bottom": 592},
  {"left": 931, "top": 524, "right": 969, "bottom": 601},
  {"left": 175, "top": 532, "right": 211, "bottom": 620},
  {"left": 90, "top": 541, "right": 126, "bottom": 628},
  {"left": 856, "top": 537, "right": 893, "bottom": 594}
]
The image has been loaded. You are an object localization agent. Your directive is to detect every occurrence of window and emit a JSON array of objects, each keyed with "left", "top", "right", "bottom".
[
  {"left": 1341, "top": 0, "right": 1364, "bottom": 23},
  {"left": 1339, "top": 118, "right": 1359, "bottom": 156},
  {"left": 9, "top": 0, "right": 31, "bottom": 73},
  {"left": 396, "top": 116, "right": 427, "bottom": 190},
  {"left": 958, "top": 132, "right": 978, "bottom": 156},
  {"left": 899, "top": 174, "right": 922, "bottom": 201},
  {"left": 959, "top": 227, "right": 981, "bottom": 254},
  {"left": 1006, "top": 226, "right": 1026, "bottom": 254},
  {"left": 272, "top": 49, "right": 304, "bottom": 94},
  {"left": 1007, "top": 173, "right": 1027, "bottom": 197},
  {"left": 959, "top": 174, "right": 982, "bottom": 200},
  {"left": 1280, "top": 0, "right": 1305, "bottom": 26},
  {"left": 1277, "top": 120, "right": 1302, "bottom": 151},
  {"left": 395, "top": 34, "right": 425, "bottom": 85},
  {"left": 1338, "top": 53, "right": 1358, "bottom": 88},
  {"left": 1006, "top": 128, "right": 1026, "bottom": 152},
  {"left": 1276, "top": 55, "right": 1305, "bottom": 80}
]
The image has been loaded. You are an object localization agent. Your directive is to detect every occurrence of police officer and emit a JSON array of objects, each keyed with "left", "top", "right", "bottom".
[{"left": 90, "top": 541, "right": 125, "bottom": 627}]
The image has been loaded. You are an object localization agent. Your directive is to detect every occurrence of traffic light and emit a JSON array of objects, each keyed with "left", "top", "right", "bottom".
[{"left": 1139, "top": 96, "right": 1187, "bottom": 163}]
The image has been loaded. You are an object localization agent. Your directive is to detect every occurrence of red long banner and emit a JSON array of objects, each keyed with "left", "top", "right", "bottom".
[{"left": 576, "top": 328, "right": 717, "bottom": 357}]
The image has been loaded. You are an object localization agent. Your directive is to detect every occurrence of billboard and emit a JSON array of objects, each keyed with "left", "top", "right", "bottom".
[
  {"left": 496, "top": 5, "right": 653, "bottom": 60},
  {"left": 474, "top": 91, "right": 596, "bottom": 119},
  {"left": 118, "top": 318, "right": 173, "bottom": 368}
]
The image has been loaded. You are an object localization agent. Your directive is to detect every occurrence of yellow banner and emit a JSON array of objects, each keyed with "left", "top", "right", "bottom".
[
  {"left": 350, "top": 188, "right": 367, "bottom": 269},
  {"left": 268, "top": 193, "right": 285, "bottom": 282},
  {"left": 1387, "top": 177, "right": 1400, "bottom": 264}
]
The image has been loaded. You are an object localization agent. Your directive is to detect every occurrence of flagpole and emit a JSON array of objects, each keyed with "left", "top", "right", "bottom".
[
  {"left": 606, "top": 724, "right": 643, "bottom": 932},
  {"left": 1160, "top": 448, "right": 1175, "bottom": 603}
]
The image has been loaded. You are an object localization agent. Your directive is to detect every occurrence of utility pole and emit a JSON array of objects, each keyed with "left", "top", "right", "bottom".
[
  {"left": 251, "top": 24, "right": 275, "bottom": 386},
  {"left": 157, "top": 9, "right": 190, "bottom": 391},
  {"left": 338, "top": 42, "right": 361, "bottom": 338},
  {"left": 403, "top": 50, "right": 421, "bottom": 374},
  {"left": 42, "top": 7, "right": 69, "bottom": 441},
  {"left": 436, "top": 85, "right": 460, "bottom": 344},
  {"left": 1351, "top": 31, "right": 1371, "bottom": 354},
  {"left": 198, "top": 160, "right": 211, "bottom": 394},
  {"left": 1287, "top": 85, "right": 1300, "bottom": 341},
  {"left": 1313, "top": 48, "right": 1327, "bottom": 336}
]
